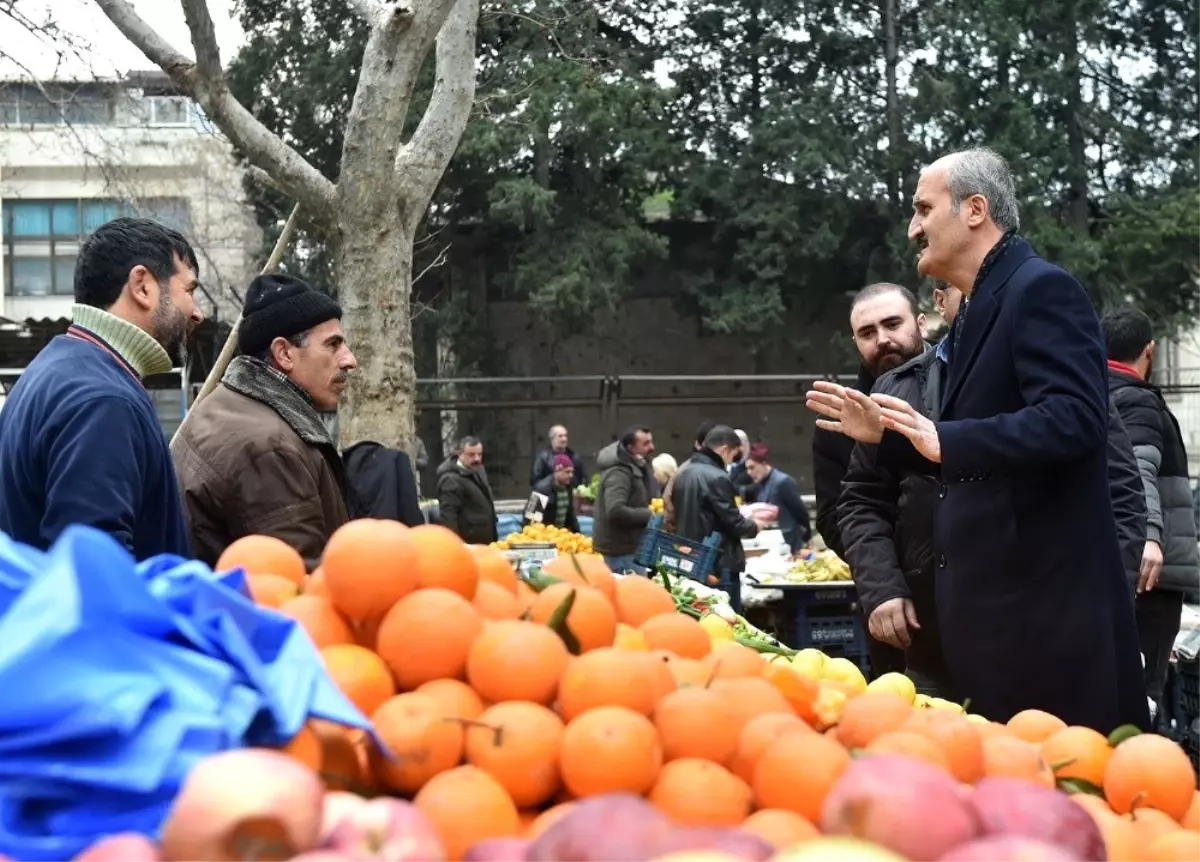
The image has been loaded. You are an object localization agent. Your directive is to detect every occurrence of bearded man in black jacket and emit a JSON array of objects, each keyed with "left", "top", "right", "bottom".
[{"left": 809, "top": 282, "right": 929, "bottom": 678}]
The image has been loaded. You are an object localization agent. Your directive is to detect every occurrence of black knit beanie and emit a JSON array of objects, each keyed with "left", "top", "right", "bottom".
[{"left": 237, "top": 274, "right": 342, "bottom": 357}]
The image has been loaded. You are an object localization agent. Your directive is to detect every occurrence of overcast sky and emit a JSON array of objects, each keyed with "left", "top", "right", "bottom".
[{"left": 1, "top": 0, "right": 246, "bottom": 80}]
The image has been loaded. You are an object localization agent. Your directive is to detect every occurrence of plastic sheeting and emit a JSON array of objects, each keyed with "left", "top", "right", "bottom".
[{"left": 0, "top": 525, "right": 373, "bottom": 862}]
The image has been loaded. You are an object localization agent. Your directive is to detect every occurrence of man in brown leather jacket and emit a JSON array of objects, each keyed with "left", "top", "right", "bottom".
[{"left": 172, "top": 274, "right": 357, "bottom": 568}]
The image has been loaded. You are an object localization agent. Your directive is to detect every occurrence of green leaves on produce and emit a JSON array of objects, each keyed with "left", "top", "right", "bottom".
[
  {"left": 1107, "top": 724, "right": 1143, "bottom": 747},
  {"left": 1057, "top": 777, "right": 1105, "bottom": 797},
  {"left": 546, "top": 588, "right": 581, "bottom": 655}
]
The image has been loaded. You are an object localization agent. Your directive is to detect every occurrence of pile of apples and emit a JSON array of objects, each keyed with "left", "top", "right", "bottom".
[{"left": 52, "top": 744, "right": 1128, "bottom": 862}]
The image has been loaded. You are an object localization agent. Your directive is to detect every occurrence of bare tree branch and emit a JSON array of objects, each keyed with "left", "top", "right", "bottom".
[
  {"left": 413, "top": 242, "right": 451, "bottom": 285},
  {"left": 347, "top": 0, "right": 386, "bottom": 22},
  {"left": 396, "top": 0, "right": 480, "bottom": 219},
  {"left": 245, "top": 164, "right": 281, "bottom": 193},
  {"left": 91, "top": 0, "right": 338, "bottom": 225},
  {"left": 180, "top": 0, "right": 223, "bottom": 81}
]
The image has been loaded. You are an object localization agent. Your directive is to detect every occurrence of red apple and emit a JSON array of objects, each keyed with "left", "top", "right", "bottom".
[
  {"left": 73, "top": 833, "right": 162, "bottom": 861},
  {"left": 462, "top": 838, "right": 532, "bottom": 860},
  {"left": 324, "top": 797, "right": 446, "bottom": 861},
  {"left": 160, "top": 749, "right": 325, "bottom": 862}
]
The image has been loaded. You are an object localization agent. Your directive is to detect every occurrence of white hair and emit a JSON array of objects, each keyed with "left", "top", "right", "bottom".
[
  {"left": 652, "top": 453, "right": 678, "bottom": 485},
  {"left": 940, "top": 147, "right": 1020, "bottom": 232},
  {"left": 735, "top": 429, "right": 750, "bottom": 449}
]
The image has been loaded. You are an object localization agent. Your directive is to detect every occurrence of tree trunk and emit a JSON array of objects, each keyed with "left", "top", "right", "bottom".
[{"left": 336, "top": 210, "right": 417, "bottom": 453}]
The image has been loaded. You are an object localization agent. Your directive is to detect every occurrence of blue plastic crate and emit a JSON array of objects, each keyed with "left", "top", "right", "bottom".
[
  {"left": 802, "top": 611, "right": 867, "bottom": 655},
  {"left": 634, "top": 515, "right": 721, "bottom": 584}
]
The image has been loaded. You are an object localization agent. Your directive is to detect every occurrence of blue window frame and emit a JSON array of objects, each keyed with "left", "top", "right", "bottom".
[{"left": 2, "top": 198, "right": 189, "bottom": 297}]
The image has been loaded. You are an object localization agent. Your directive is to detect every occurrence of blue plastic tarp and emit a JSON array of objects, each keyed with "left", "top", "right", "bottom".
[{"left": 0, "top": 525, "right": 375, "bottom": 862}]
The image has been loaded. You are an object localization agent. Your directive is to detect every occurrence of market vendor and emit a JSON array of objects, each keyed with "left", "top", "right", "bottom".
[
  {"left": 171, "top": 274, "right": 355, "bottom": 568},
  {"left": 524, "top": 454, "right": 582, "bottom": 534},
  {"left": 743, "top": 444, "right": 811, "bottom": 552}
]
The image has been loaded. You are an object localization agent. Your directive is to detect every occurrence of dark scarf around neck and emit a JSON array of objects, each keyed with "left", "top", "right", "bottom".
[{"left": 222, "top": 356, "right": 335, "bottom": 448}]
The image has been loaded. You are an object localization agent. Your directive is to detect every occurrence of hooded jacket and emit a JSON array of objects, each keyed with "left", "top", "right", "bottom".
[{"left": 591, "top": 441, "right": 653, "bottom": 555}]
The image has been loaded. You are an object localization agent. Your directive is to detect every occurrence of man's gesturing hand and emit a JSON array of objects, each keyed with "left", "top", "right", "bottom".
[
  {"left": 871, "top": 393, "right": 942, "bottom": 463},
  {"left": 868, "top": 597, "right": 920, "bottom": 649},
  {"left": 805, "top": 381, "right": 885, "bottom": 444}
]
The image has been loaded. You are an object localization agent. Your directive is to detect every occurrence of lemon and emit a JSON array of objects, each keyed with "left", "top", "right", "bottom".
[
  {"left": 789, "top": 648, "right": 827, "bottom": 680},
  {"left": 699, "top": 614, "right": 735, "bottom": 641},
  {"left": 965, "top": 713, "right": 989, "bottom": 725},
  {"left": 821, "top": 657, "right": 867, "bottom": 695},
  {"left": 867, "top": 671, "right": 917, "bottom": 706},
  {"left": 914, "top": 693, "right": 933, "bottom": 709}
]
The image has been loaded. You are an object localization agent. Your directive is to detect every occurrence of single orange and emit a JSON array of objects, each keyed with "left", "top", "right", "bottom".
[
  {"left": 648, "top": 758, "right": 753, "bottom": 827},
  {"left": 416, "top": 678, "right": 485, "bottom": 722},
  {"left": 530, "top": 583, "right": 618, "bottom": 653},
  {"left": 245, "top": 573, "right": 300, "bottom": 608},
  {"left": 836, "top": 691, "right": 912, "bottom": 749},
  {"left": 410, "top": 524, "right": 480, "bottom": 599},
  {"left": 413, "top": 765, "right": 521, "bottom": 862},
  {"left": 741, "top": 809, "right": 820, "bottom": 849},
  {"left": 557, "top": 646, "right": 676, "bottom": 721},
  {"left": 372, "top": 692, "right": 465, "bottom": 794},
  {"left": 471, "top": 545, "right": 519, "bottom": 595},
  {"left": 1104, "top": 733, "right": 1197, "bottom": 821},
  {"left": 320, "top": 643, "right": 397, "bottom": 717},
  {"left": 753, "top": 729, "right": 850, "bottom": 821},
  {"left": 376, "top": 588, "right": 484, "bottom": 690},
  {"left": 466, "top": 619, "right": 570, "bottom": 705},
  {"left": 474, "top": 580, "right": 524, "bottom": 620},
  {"left": 560, "top": 706, "right": 663, "bottom": 797},
  {"left": 866, "top": 730, "right": 951, "bottom": 771},
  {"left": 653, "top": 685, "right": 740, "bottom": 765},
  {"left": 322, "top": 519, "right": 418, "bottom": 621},
  {"left": 640, "top": 612, "right": 712, "bottom": 659},
  {"left": 612, "top": 576, "right": 677, "bottom": 626},
  {"left": 465, "top": 701, "right": 565, "bottom": 808},
  {"left": 217, "top": 534, "right": 306, "bottom": 585},
  {"left": 1040, "top": 725, "right": 1112, "bottom": 787},
  {"left": 277, "top": 594, "right": 354, "bottom": 649},
  {"left": 1007, "top": 708, "right": 1068, "bottom": 743},
  {"left": 729, "top": 712, "right": 810, "bottom": 784}
]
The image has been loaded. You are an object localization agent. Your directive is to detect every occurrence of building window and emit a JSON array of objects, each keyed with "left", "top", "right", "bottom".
[
  {"left": 146, "top": 96, "right": 192, "bottom": 126},
  {"left": 0, "top": 84, "right": 113, "bottom": 126},
  {"left": 1, "top": 198, "right": 190, "bottom": 297}
]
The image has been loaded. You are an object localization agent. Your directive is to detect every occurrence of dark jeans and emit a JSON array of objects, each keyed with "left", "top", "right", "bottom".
[{"left": 1136, "top": 587, "right": 1184, "bottom": 705}]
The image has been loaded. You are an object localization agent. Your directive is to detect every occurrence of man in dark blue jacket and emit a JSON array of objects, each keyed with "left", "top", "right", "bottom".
[
  {"left": 865, "top": 148, "right": 1148, "bottom": 732},
  {"left": 0, "top": 218, "right": 202, "bottom": 559}
]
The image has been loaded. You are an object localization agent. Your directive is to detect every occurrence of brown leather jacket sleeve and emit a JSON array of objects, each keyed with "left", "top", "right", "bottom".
[{"left": 235, "top": 448, "right": 330, "bottom": 567}]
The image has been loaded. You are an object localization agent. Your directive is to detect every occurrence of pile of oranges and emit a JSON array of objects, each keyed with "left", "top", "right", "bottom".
[
  {"left": 491, "top": 522, "right": 596, "bottom": 556},
  {"left": 219, "top": 525, "right": 1199, "bottom": 862}
]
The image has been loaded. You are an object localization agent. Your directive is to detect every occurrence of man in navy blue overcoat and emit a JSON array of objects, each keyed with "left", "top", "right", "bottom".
[{"left": 870, "top": 148, "right": 1149, "bottom": 733}]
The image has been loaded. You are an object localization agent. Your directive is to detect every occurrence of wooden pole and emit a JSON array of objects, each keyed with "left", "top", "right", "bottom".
[{"left": 171, "top": 203, "right": 301, "bottom": 445}]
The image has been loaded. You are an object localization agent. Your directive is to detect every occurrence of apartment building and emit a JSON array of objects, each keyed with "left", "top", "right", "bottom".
[{"left": 0, "top": 72, "right": 262, "bottom": 430}]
